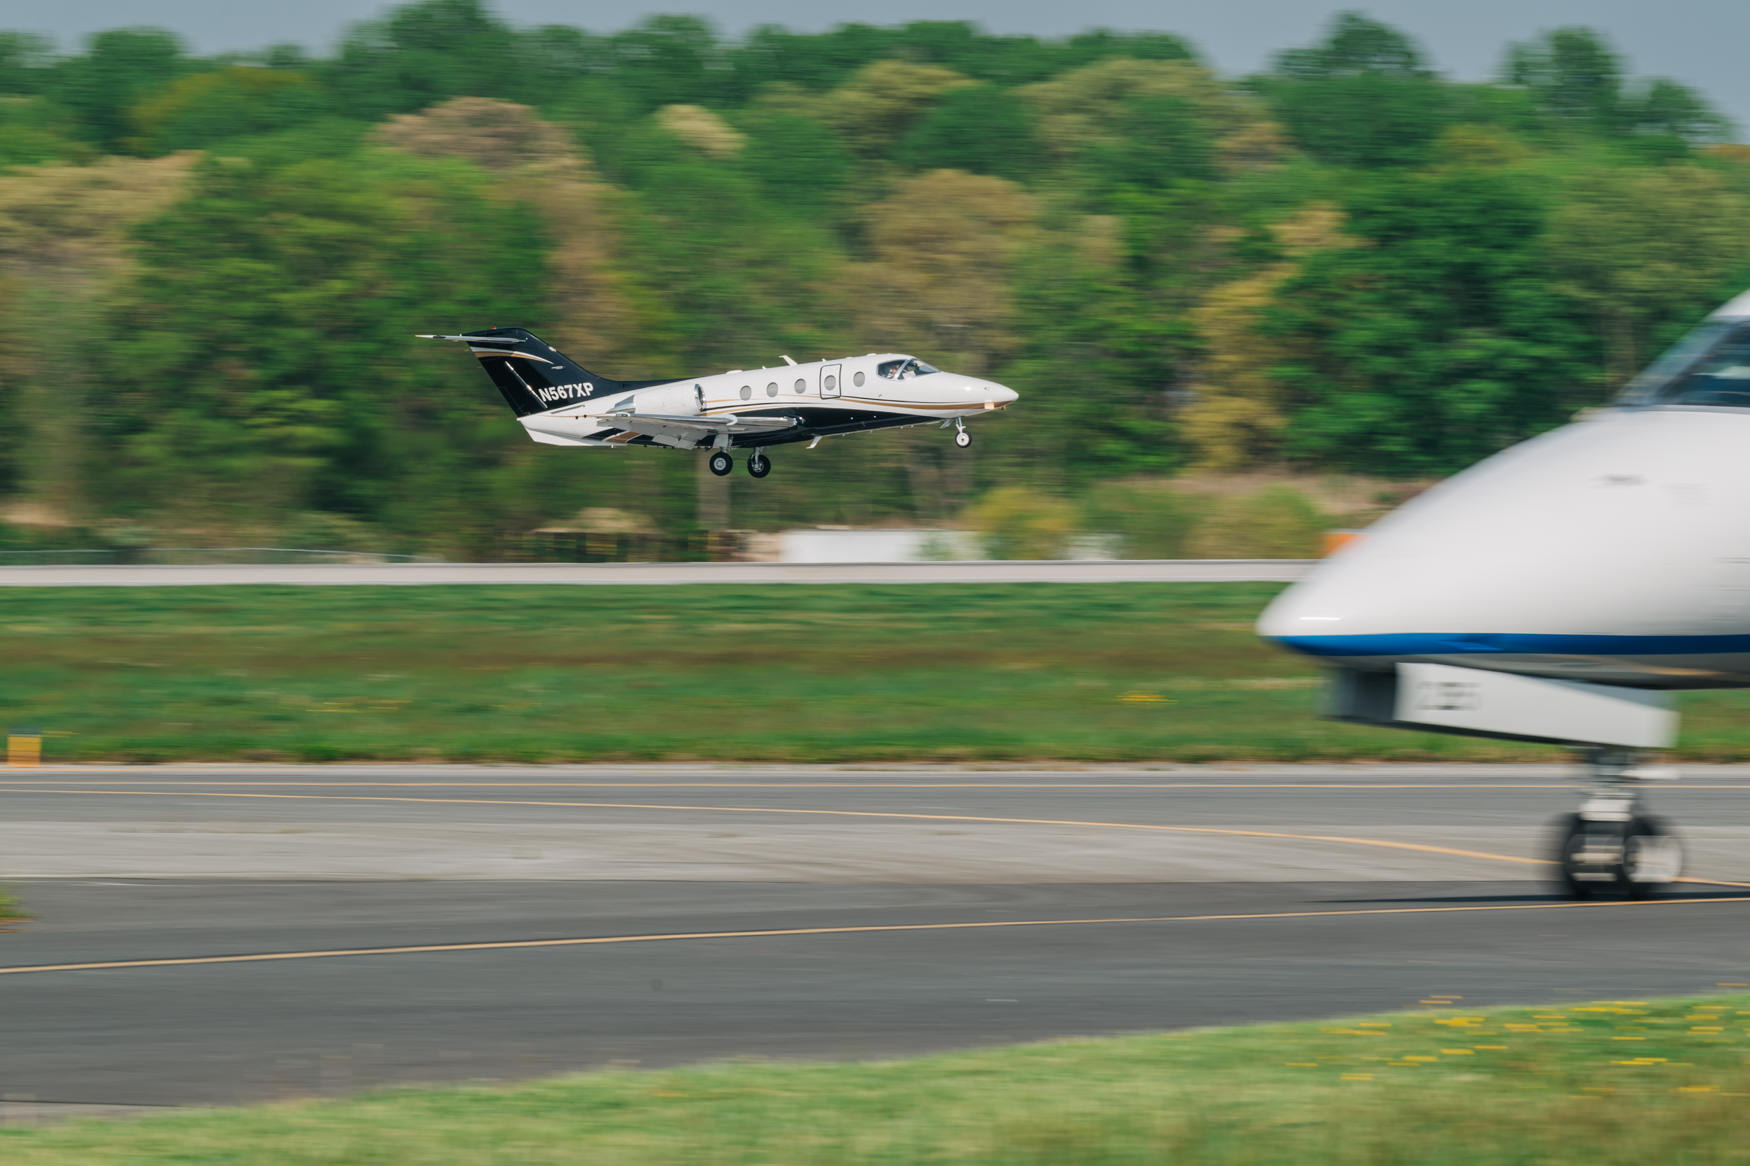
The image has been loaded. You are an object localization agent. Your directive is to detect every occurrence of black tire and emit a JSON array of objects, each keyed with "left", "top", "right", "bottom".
[
  {"left": 708, "top": 450, "right": 733, "bottom": 477},
  {"left": 1616, "top": 815, "right": 1682, "bottom": 900},
  {"left": 1551, "top": 813, "right": 1683, "bottom": 901},
  {"left": 954, "top": 429, "right": 972, "bottom": 448},
  {"left": 747, "top": 452, "right": 771, "bottom": 479}
]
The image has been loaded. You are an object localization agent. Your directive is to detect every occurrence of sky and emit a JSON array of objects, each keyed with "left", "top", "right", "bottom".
[{"left": 16, "top": 1, "right": 1750, "bottom": 138}]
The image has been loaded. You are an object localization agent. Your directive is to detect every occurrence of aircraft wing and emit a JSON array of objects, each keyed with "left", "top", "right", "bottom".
[{"left": 600, "top": 411, "right": 798, "bottom": 446}]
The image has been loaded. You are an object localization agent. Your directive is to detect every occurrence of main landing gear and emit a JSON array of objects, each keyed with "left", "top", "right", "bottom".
[
  {"left": 1551, "top": 747, "right": 1684, "bottom": 900},
  {"left": 708, "top": 449, "right": 772, "bottom": 478},
  {"left": 954, "top": 418, "right": 972, "bottom": 448}
]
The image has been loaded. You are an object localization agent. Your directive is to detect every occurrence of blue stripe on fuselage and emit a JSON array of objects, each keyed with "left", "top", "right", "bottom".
[{"left": 1269, "top": 632, "right": 1750, "bottom": 658}]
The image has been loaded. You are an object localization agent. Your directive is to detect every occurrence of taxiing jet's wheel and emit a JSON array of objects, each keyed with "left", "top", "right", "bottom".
[
  {"left": 1551, "top": 812, "right": 1683, "bottom": 901},
  {"left": 747, "top": 452, "right": 771, "bottom": 479},
  {"left": 708, "top": 450, "right": 733, "bottom": 477},
  {"left": 1552, "top": 813, "right": 1598, "bottom": 900},
  {"left": 1617, "top": 815, "right": 1682, "bottom": 900},
  {"left": 954, "top": 429, "right": 972, "bottom": 449}
]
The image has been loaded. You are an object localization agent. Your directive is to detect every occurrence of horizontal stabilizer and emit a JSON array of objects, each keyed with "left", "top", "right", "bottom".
[{"left": 415, "top": 333, "right": 522, "bottom": 346}]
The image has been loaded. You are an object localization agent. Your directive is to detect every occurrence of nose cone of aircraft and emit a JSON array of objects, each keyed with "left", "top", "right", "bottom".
[
  {"left": 981, "top": 380, "right": 1018, "bottom": 406},
  {"left": 1255, "top": 553, "right": 1391, "bottom": 650},
  {"left": 1258, "top": 407, "right": 1750, "bottom": 668}
]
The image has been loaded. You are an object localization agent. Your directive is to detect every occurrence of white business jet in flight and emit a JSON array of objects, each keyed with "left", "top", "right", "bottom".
[
  {"left": 1259, "top": 289, "right": 1750, "bottom": 899},
  {"left": 419, "top": 328, "right": 1017, "bottom": 478}
]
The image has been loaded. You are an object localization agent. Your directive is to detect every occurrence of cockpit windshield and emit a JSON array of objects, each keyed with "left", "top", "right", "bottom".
[
  {"left": 1620, "top": 321, "right": 1750, "bottom": 408},
  {"left": 876, "top": 357, "right": 941, "bottom": 380}
]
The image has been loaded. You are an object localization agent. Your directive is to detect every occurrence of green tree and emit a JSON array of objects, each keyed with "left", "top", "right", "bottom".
[
  {"left": 895, "top": 85, "right": 1040, "bottom": 181},
  {"left": 852, "top": 170, "right": 1038, "bottom": 375},
  {"left": 1546, "top": 165, "right": 1750, "bottom": 383},
  {"left": 997, "top": 236, "right": 1186, "bottom": 489},
  {"left": 325, "top": 0, "right": 528, "bottom": 120},
  {"left": 736, "top": 111, "right": 853, "bottom": 218},
  {"left": 0, "top": 32, "right": 52, "bottom": 95},
  {"left": 1270, "top": 166, "right": 1593, "bottom": 475},
  {"left": 822, "top": 60, "right": 972, "bottom": 155},
  {"left": 0, "top": 97, "right": 87, "bottom": 168},
  {"left": 1021, "top": 57, "right": 1281, "bottom": 176},
  {"left": 130, "top": 67, "right": 329, "bottom": 152},
  {"left": 96, "top": 150, "right": 548, "bottom": 547},
  {"left": 1503, "top": 27, "right": 1623, "bottom": 131},
  {"left": 1184, "top": 486, "right": 1328, "bottom": 558},
  {"left": 1257, "top": 13, "right": 1452, "bottom": 168},
  {"left": 1077, "top": 95, "right": 1217, "bottom": 202},
  {"left": 49, "top": 27, "right": 188, "bottom": 152},
  {"left": 605, "top": 16, "right": 725, "bottom": 111},
  {"left": 1620, "top": 78, "right": 1732, "bottom": 153},
  {"left": 964, "top": 486, "right": 1079, "bottom": 559}
]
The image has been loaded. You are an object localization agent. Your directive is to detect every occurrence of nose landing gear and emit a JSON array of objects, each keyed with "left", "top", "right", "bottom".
[
  {"left": 747, "top": 451, "right": 771, "bottom": 478},
  {"left": 953, "top": 418, "right": 971, "bottom": 448},
  {"left": 1551, "top": 748, "right": 1683, "bottom": 899}
]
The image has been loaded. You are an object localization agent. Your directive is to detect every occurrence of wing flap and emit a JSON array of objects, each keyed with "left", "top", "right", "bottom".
[{"left": 600, "top": 412, "right": 798, "bottom": 444}]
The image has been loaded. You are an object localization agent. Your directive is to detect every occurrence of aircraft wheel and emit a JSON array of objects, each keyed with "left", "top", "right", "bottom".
[
  {"left": 747, "top": 452, "right": 771, "bottom": 479},
  {"left": 708, "top": 450, "right": 733, "bottom": 477},
  {"left": 1551, "top": 813, "right": 1682, "bottom": 900},
  {"left": 1551, "top": 813, "right": 1597, "bottom": 900},
  {"left": 1617, "top": 815, "right": 1682, "bottom": 900},
  {"left": 954, "top": 429, "right": 972, "bottom": 449}
]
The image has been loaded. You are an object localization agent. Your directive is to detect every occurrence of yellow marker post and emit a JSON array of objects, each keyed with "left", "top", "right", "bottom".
[{"left": 7, "top": 727, "right": 41, "bottom": 768}]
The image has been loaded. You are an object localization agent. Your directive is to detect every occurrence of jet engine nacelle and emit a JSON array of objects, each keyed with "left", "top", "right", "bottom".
[{"left": 634, "top": 383, "right": 705, "bottom": 416}]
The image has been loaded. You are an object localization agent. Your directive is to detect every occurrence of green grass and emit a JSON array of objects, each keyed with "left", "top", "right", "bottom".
[
  {"left": 8, "top": 993, "right": 1750, "bottom": 1164},
  {"left": 2, "top": 584, "right": 1749, "bottom": 763}
]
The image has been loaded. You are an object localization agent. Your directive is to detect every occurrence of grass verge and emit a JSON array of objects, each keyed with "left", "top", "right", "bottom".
[
  {"left": 7, "top": 993, "right": 1750, "bottom": 1164},
  {"left": 3, "top": 584, "right": 1750, "bottom": 763}
]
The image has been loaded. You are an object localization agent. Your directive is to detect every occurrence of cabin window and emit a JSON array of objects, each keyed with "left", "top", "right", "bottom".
[
  {"left": 853, "top": 371, "right": 866, "bottom": 387},
  {"left": 767, "top": 382, "right": 778, "bottom": 397},
  {"left": 824, "top": 374, "right": 837, "bottom": 391},
  {"left": 740, "top": 385, "right": 751, "bottom": 400},
  {"left": 794, "top": 378, "right": 806, "bottom": 393}
]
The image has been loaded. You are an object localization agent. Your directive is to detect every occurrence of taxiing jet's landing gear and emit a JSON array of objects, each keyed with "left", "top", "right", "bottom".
[
  {"left": 747, "top": 451, "right": 771, "bottom": 479},
  {"left": 1550, "top": 747, "right": 1684, "bottom": 900},
  {"left": 707, "top": 449, "right": 733, "bottom": 477},
  {"left": 953, "top": 418, "right": 972, "bottom": 448}
]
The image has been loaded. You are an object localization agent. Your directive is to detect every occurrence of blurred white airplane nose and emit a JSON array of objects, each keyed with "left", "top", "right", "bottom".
[
  {"left": 1255, "top": 553, "right": 1386, "bottom": 651},
  {"left": 984, "top": 380, "right": 1018, "bottom": 406}
]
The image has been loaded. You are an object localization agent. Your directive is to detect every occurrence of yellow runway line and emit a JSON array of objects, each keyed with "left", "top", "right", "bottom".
[
  {"left": 5, "top": 895, "right": 1749, "bottom": 978},
  {"left": 0, "top": 778, "right": 1610, "bottom": 790},
  {"left": 0, "top": 785, "right": 1552, "bottom": 868},
  {"left": 6, "top": 784, "right": 1747, "bottom": 888}
]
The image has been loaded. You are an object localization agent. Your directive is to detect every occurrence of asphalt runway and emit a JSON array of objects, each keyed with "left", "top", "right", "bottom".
[
  {"left": 5, "top": 763, "right": 1750, "bottom": 1114},
  {"left": 0, "top": 559, "right": 1309, "bottom": 586}
]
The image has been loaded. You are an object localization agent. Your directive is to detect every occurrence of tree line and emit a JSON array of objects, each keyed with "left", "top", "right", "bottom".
[{"left": 1, "top": 3, "right": 1747, "bottom": 555}]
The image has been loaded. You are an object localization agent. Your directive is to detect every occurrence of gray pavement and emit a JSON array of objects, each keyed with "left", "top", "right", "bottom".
[
  {"left": 3, "top": 763, "right": 1750, "bottom": 1111},
  {"left": 0, "top": 560, "right": 1311, "bottom": 587}
]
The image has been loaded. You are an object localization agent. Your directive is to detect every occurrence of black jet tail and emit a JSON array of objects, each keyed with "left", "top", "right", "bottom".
[{"left": 419, "top": 327, "right": 631, "bottom": 416}]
